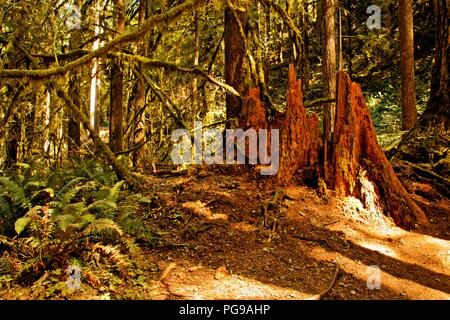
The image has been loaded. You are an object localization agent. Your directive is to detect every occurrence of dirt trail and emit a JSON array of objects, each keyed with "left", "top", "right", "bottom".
[{"left": 143, "top": 169, "right": 450, "bottom": 300}]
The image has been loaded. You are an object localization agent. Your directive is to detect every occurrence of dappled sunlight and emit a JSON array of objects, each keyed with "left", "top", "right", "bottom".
[
  {"left": 156, "top": 260, "right": 311, "bottom": 300},
  {"left": 182, "top": 201, "right": 229, "bottom": 221},
  {"left": 336, "top": 218, "right": 450, "bottom": 275},
  {"left": 356, "top": 241, "right": 398, "bottom": 258},
  {"left": 231, "top": 222, "right": 259, "bottom": 233},
  {"left": 303, "top": 246, "right": 450, "bottom": 300}
]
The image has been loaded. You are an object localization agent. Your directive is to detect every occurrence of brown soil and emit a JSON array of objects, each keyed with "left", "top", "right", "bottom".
[{"left": 139, "top": 167, "right": 450, "bottom": 300}]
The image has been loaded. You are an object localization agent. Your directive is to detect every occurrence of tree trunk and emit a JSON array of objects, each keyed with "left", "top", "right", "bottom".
[
  {"left": 328, "top": 71, "right": 428, "bottom": 228},
  {"left": 109, "top": 0, "right": 125, "bottom": 153},
  {"left": 428, "top": 0, "right": 449, "bottom": 109},
  {"left": 224, "top": 4, "right": 249, "bottom": 126},
  {"left": 67, "top": 2, "right": 82, "bottom": 159},
  {"left": 398, "top": 0, "right": 417, "bottom": 130},
  {"left": 321, "top": 0, "right": 337, "bottom": 181},
  {"left": 5, "top": 113, "right": 20, "bottom": 168},
  {"left": 300, "top": 0, "right": 310, "bottom": 94},
  {"left": 58, "top": 90, "right": 139, "bottom": 188},
  {"left": 89, "top": 0, "right": 105, "bottom": 134}
]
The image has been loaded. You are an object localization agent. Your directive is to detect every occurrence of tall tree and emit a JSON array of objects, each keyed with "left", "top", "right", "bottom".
[
  {"left": 133, "top": 0, "right": 147, "bottom": 172},
  {"left": 321, "top": 0, "right": 337, "bottom": 179},
  {"left": 398, "top": 0, "right": 417, "bottom": 130},
  {"left": 67, "top": 0, "right": 83, "bottom": 159},
  {"left": 428, "top": 0, "right": 449, "bottom": 109},
  {"left": 109, "top": 0, "right": 125, "bottom": 153}
]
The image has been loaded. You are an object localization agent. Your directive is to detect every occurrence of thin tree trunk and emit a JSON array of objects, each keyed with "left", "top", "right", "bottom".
[
  {"left": 89, "top": 0, "right": 105, "bottom": 134},
  {"left": 399, "top": 0, "right": 417, "bottom": 130},
  {"left": 192, "top": 9, "right": 200, "bottom": 118},
  {"left": 109, "top": 0, "right": 125, "bottom": 153},
  {"left": 58, "top": 90, "right": 139, "bottom": 187},
  {"left": 300, "top": 0, "right": 310, "bottom": 94},
  {"left": 133, "top": 0, "right": 147, "bottom": 172},
  {"left": 322, "top": 0, "right": 337, "bottom": 181},
  {"left": 67, "top": 0, "right": 83, "bottom": 159}
]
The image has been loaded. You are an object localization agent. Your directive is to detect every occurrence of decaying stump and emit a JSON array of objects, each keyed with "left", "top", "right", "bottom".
[
  {"left": 239, "top": 65, "right": 321, "bottom": 184},
  {"left": 327, "top": 72, "right": 428, "bottom": 227},
  {"left": 239, "top": 87, "right": 268, "bottom": 131},
  {"left": 273, "top": 65, "right": 321, "bottom": 184}
]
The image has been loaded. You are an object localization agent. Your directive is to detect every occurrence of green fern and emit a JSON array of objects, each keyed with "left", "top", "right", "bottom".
[{"left": 0, "top": 177, "right": 31, "bottom": 209}]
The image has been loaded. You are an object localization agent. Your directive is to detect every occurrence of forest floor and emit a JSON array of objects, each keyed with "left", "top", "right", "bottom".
[{"left": 139, "top": 167, "right": 450, "bottom": 300}]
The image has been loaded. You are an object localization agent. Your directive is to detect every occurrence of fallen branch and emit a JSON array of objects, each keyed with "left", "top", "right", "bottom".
[
  {"left": 305, "top": 98, "right": 336, "bottom": 109},
  {"left": 140, "top": 69, "right": 188, "bottom": 129},
  {"left": 306, "top": 264, "right": 340, "bottom": 300},
  {"left": 55, "top": 89, "right": 140, "bottom": 188}
]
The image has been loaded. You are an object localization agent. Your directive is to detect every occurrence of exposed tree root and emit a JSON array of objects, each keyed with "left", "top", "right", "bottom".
[{"left": 306, "top": 264, "right": 340, "bottom": 300}]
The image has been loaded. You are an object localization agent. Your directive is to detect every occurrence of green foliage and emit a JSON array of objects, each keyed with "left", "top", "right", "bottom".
[{"left": 0, "top": 160, "right": 159, "bottom": 296}]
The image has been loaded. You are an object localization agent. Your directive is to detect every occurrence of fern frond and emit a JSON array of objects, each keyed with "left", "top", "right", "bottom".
[
  {"left": 62, "top": 202, "right": 87, "bottom": 216},
  {"left": 91, "top": 243, "right": 130, "bottom": 269},
  {"left": 83, "top": 218, "right": 123, "bottom": 238},
  {"left": 87, "top": 200, "right": 117, "bottom": 217},
  {"left": 0, "top": 177, "right": 31, "bottom": 209},
  {"left": 108, "top": 181, "right": 124, "bottom": 202}
]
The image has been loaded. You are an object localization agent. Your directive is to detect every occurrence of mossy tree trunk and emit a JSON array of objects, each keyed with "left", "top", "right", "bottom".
[{"left": 109, "top": 0, "right": 126, "bottom": 153}]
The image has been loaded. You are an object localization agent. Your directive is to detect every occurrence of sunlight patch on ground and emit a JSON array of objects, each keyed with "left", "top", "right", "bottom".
[
  {"left": 160, "top": 262, "right": 311, "bottom": 300},
  {"left": 341, "top": 223, "right": 450, "bottom": 275},
  {"left": 182, "top": 201, "right": 229, "bottom": 220},
  {"left": 356, "top": 241, "right": 398, "bottom": 258},
  {"left": 341, "top": 196, "right": 401, "bottom": 236},
  {"left": 231, "top": 222, "right": 259, "bottom": 232}
]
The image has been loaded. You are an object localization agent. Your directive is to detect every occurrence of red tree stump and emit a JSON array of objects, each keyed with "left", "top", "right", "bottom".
[
  {"left": 239, "top": 87, "right": 268, "bottom": 131},
  {"left": 238, "top": 66, "right": 321, "bottom": 184},
  {"left": 328, "top": 72, "right": 428, "bottom": 227}
]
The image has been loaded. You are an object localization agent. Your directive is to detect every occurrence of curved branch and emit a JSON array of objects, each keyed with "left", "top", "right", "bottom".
[
  {"left": 119, "top": 52, "right": 240, "bottom": 97},
  {"left": 0, "top": 0, "right": 203, "bottom": 79}
]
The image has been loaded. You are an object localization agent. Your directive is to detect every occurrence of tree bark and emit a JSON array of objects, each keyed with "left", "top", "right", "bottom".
[
  {"left": 274, "top": 65, "right": 321, "bottom": 184},
  {"left": 321, "top": 0, "right": 337, "bottom": 181},
  {"left": 398, "top": 0, "right": 418, "bottom": 130},
  {"left": 109, "top": 0, "right": 125, "bottom": 153},
  {"left": 224, "top": 4, "right": 249, "bottom": 127},
  {"left": 392, "top": 0, "right": 449, "bottom": 191},
  {"left": 67, "top": 0, "right": 83, "bottom": 159},
  {"left": 133, "top": 0, "right": 147, "bottom": 172},
  {"left": 239, "top": 65, "right": 321, "bottom": 185}
]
